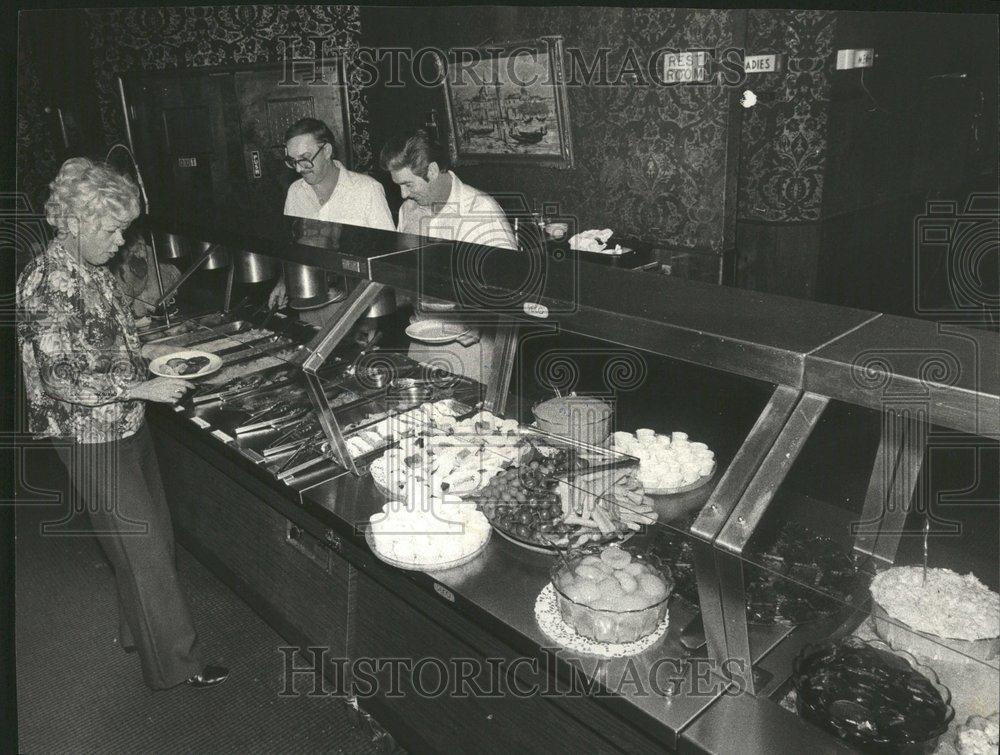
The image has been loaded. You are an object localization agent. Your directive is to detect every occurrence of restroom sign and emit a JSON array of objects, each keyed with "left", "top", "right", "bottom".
[
  {"left": 744, "top": 54, "right": 781, "bottom": 74},
  {"left": 662, "top": 50, "right": 710, "bottom": 83}
]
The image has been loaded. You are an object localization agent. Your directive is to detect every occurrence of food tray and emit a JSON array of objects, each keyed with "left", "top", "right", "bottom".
[
  {"left": 872, "top": 600, "right": 1000, "bottom": 668},
  {"left": 364, "top": 526, "right": 491, "bottom": 573}
]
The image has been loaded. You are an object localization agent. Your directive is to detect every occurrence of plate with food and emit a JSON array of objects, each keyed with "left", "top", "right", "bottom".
[
  {"left": 149, "top": 350, "right": 223, "bottom": 379},
  {"left": 469, "top": 448, "right": 655, "bottom": 552},
  {"left": 611, "top": 430, "right": 716, "bottom": 495},
  {"left": 405, "top": 320, "right": 471, "bottom": 344}
]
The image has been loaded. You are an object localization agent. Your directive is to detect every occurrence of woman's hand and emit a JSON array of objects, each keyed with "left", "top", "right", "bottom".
[{"left": 129, "top": 377, "right": 195, "bottom": 404}]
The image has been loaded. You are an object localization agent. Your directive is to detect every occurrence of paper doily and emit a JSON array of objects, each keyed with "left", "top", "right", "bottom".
[{"left": 534, "top": 584, "right": 668, "bottom": 658}]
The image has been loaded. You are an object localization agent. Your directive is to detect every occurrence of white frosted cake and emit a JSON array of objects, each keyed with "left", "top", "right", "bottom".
[{"left": 369, "top": 483, "right": 490, "bottom": 568}]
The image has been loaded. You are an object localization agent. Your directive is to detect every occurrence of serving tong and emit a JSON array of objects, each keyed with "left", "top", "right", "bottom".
[
  {"left": 263, "top": 420, "right": 321, "bottom": 458},
  {"left": 275, "top": 435, "right": 330, "bottom": 480},
  {"left": 153, "top": 320, "right": 253, "bottom": 349},
  {"left": 235, "top": 400, "right": 310, "bottom": 435}
]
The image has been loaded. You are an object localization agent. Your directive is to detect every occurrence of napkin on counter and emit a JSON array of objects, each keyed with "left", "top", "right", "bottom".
[{"left": 568, "top": 228, "right": 625, "bottom": 254}]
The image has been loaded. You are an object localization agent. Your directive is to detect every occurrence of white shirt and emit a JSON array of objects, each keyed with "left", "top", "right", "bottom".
[
  {"left": 284, "top": 160, "right": 394, "bottom": 231},
  {"left": 397, "top": 171, "right": 515, "bottom": 250}
]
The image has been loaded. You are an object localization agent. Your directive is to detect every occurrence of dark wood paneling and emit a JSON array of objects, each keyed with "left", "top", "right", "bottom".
[{"left": 735, "top": 222, "right": 822, "bottom": 298}]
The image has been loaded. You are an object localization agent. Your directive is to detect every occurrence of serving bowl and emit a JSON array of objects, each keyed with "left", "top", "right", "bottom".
[
  {"left": 532, "top": 396, "right": 613, "bottom": 447},
  {"left": 550, "top": 544, "right": 673, "bottom": 643},
  {"left": 871, "top": 598, "right": 1000, "bottom": 667},
  {"left": 793, "top": 637, "right": 955, "bottom": 753}
]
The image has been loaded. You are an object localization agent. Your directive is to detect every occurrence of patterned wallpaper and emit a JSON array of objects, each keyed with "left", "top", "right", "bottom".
[
  {"left": 85, "top": 5, "right": 374, "bottom": 169},
  {"left": 365, "top": 6, "right": 743, "bottom": 254},
  {"left": 737, "top": 10, "right": 836, "bottom": 222},
  {"left": 15, "top": 39, "right": 58, "bottom": 216}
]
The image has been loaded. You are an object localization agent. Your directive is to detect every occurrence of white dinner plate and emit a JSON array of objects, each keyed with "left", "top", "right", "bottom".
[
  {"left": 406, "top": 321, "right": 471, "bottom": 344},
  {"left": 149, "top": 349, "right": 223, "bottom": 379}
]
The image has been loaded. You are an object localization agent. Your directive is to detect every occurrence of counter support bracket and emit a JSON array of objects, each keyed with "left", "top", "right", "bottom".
[
  {"left": 709, "top": 391, "right": 828, "bottom": 695},
  {"left": 690, "top": 385, "right": 803, "bottom": 680},
  {"left": 852, "top": 407, "right": 928, "bottom": 566}
]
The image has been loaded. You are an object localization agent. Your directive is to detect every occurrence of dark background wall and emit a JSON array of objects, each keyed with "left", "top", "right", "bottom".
[
  {"left": 15, "top": 6, "right": 999, "bottom": 319},
  {"left": 734, "top": 10, "right": 997, "bottom": 313},
  {"left": 360, "top": 5, "right": 745, "bottom": 268},
  {"left": 16, "top": 5, "right": 369, "bottom": 214}
]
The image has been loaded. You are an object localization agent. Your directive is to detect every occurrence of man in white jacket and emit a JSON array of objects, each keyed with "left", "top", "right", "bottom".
[
  {"left": 380, "top": 129, "right": 516, "bottom": 385},
  {"left": 269, "top": 118, "right": 394, "bottom": 324}
]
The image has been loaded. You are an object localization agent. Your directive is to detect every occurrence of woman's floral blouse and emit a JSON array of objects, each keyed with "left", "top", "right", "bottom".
[{"left": 17, "top": 238, "right": 147, "bottom": 443}]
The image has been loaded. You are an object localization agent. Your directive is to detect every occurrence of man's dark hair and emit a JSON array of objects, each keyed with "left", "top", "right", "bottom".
[
  {"left": 284, "top": 118, "right": 338, "bottom": 158},
  {"left": 379, "top": 129, "right": 450, "bottom": 179}
]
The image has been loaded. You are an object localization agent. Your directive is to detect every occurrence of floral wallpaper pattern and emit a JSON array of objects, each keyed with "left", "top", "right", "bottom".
[
  {"left": 15, "top": 38, "right": 58, "bottom": 217},
  {"left": 738, "top": 10, "right": 836, "bottom": 222},
  {"left": 85, "top": 5, "right": 374, "bottom": 168},
  {"left": 397, "top": 6, "right": 742, "bottom": 254}
]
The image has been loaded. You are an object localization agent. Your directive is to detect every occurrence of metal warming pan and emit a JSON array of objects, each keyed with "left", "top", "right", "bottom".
[{"left": 235, "top": 250, "right": 279, "bottom": 283}]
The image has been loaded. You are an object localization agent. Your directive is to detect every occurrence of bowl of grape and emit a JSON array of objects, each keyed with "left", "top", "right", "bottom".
[{"left": 550, "top": 544, "right": 673, "bottom": 643}]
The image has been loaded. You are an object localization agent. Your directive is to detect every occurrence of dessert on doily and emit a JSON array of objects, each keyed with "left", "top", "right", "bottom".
[
  {"left": 870, "top": 566, "right": 1000, "bottom": 664},
  {"left": 550, "top": 544, "right": 673, "bottom": 643},
  {"left": 368, "top": 482, "right": 490, "bottom": 569},
  {"left": 611, "top": 430, "right": 715, "bottom": 492}
]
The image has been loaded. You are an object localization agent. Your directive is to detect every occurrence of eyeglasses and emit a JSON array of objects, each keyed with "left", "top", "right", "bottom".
[{"left": 283, "top": 143, "right": 328, "bottom": 171}]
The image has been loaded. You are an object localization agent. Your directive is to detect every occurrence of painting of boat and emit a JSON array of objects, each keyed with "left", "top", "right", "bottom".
[
  {"left": 440, "top": 38, "right": 574, "bottom": 167},
  {"left": 508, "top": 121, "right": 548, "bottom": 144}
]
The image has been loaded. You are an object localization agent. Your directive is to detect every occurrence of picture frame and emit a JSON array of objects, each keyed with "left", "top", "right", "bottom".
[{"left": 438, "top": 36, "right": 575, "bottom": 169}]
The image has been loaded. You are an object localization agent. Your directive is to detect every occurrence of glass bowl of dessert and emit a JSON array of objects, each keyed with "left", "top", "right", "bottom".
[
  {"left": 869, "top": 566, "right": 1000, "bottom": 667},
  {"left": 550, "top": 543, "right": 673, "bottom": 643},
  {"left": 793, "top": 637, "right": 954, "bottom": 754}
]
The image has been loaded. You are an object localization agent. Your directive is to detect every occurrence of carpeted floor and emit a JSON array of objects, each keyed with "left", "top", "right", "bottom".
[{"left": 15, "top": 462, "right": 381, "bottom": 755}]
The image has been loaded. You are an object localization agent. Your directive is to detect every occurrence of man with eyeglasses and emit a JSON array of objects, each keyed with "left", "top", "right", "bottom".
[{"left": 268, "top": 118, "right": 393, "bottom": 312}]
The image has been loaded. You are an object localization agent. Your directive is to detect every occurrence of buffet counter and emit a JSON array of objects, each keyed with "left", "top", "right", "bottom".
[
  {"left": 150, "top": 381, "right": 857, "bottom": 754},
  {"left": 136, "top": 216, "right": 998, "bottom": 755}
]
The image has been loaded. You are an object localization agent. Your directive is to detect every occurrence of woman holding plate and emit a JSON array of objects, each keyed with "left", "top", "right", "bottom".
[{"left": 16, "top": 157, "right": 228, "bottom": 689}]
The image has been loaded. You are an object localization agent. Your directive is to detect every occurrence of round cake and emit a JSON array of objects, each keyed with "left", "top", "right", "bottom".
[
  {"left": 369, "top": 485, "right": 490, "bottom": 568},
  {"left": 550, "top": 544, "right": 672, "bottom": 643},
  {"left": 870, "top": 566, "right": 1000, "bottom": 664}
]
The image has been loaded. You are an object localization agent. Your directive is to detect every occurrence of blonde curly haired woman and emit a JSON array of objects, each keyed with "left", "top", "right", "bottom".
[{"left": 16, "top": 157, "right": 228, "bottom": 689}]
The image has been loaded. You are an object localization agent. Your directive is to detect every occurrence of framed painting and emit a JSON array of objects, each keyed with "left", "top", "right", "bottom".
[{"left": 439, "top": 37, "right": 574, "bottom": 168}]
